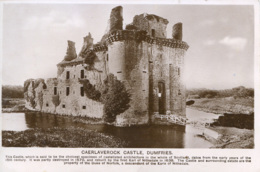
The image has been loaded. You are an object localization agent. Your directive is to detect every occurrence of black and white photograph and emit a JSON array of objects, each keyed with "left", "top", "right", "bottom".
[
  {"left": 1, "top": 0, "right": 260, "bottom": 171},
  {"left": 1, "top": 2, "right": 256, "bottom": 150}
]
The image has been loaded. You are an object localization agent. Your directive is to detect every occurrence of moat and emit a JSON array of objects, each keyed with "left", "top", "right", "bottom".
[{"left": 2, "top": 108, "right": 219, "bottom": 148}]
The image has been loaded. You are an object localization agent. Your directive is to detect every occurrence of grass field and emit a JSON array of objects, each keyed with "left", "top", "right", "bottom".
[
  {"left": 2, "top": 127, "right": 127, "bottom": 148},
  {"left": 188, "top": 97, "right": 253, "bottom": 114}
]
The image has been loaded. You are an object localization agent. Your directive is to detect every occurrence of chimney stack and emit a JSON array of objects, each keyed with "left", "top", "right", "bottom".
[{"left": 64, "top": 40, "right": 77, "bottom": 61}]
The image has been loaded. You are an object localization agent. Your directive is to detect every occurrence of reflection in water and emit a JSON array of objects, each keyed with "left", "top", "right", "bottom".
[
  {"left": 100, "top": 125, "right": 186, "bottom": 148},
  {"left": 2, "top": 111, "right": 215, "bottom": 148},
  {"left": 2, "top": 113, "right": 28, "bottom": 131}
]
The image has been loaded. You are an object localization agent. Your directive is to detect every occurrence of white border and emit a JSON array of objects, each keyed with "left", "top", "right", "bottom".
[{"left": 0, "top": 0, "right": 259, "bottom": 172}]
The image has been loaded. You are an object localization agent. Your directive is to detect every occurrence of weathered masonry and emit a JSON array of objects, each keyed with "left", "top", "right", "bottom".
[{"left": 24, "top": 6, "right": 189, "bottom": 126}]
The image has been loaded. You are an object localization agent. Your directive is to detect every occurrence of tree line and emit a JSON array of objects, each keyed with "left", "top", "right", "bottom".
[
  {"left": 187, "top": 86, "right": 254, "bottom": 99},
  {"left": 2, "top": 85, "right": 24, "bottom": 98}
]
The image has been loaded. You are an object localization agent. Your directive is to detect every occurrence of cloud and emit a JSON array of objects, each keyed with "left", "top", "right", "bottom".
[{"left": 219, "top": 36, "right": 247, "bottom": 51}]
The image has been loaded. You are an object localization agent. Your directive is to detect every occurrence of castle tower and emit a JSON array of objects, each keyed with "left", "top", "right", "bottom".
[{"left": 106, "top": 6, "right": 189, "bottom": 125}]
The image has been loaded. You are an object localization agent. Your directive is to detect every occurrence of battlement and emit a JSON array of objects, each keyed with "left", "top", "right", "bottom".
[
  {"left": 105, "top": 30, "right": 189, "bottom": 50},
  {"left": 57, "top": 27, "right": 189, "bottom": 67}
]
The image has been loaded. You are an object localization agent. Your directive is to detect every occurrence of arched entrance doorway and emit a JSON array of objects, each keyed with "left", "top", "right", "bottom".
[{"left": 158, "top": 81, "right": 166, "bottom": 114}]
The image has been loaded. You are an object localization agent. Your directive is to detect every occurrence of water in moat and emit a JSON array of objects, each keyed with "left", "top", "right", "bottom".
[{"left": 2, "top": 108, "right": 220, "bottom": 148}]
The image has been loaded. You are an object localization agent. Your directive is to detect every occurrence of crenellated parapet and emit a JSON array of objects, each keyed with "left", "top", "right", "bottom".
[
  {"left": 144, "top": 36, "right": 189, "bottom": 50},
  {"left": 105, "top": 30, "right": 189, "bottom": 50},
  {"left": 106, "top": 30, "right": 147, "bottom": 43},
  {"left": 92, "top": 44, "right": 108, "bottom": 52}
]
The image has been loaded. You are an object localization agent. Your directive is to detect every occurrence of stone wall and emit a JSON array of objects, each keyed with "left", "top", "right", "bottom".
[
  {"left": 108, "top": 40, "right": 149, "bottom": 126},
  {"left": 25, "top": 64, "right": 105, "bottom": 119},
  {"left": 147, "top": 43, "right": 186, "bottom": 116},
  {"left": 132, "top": 14, "right": 168, "bottom": 38}
]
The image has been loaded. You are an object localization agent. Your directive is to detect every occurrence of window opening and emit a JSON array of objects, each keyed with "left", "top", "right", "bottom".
[
  {"left": 66, "top": 87, "right": 70, "bottom": 96},
  {"left": 81, "top": 70, "right": 84, "bottom": 79},
  {"left": 54, "top": 87, "right": 57, "bottom": 95},
  {"left": 152, "top": 29, "right": 155, "bottom": 37},
  {"left": 66, "top": 71, "right": 70, "bottom": 79},
  {"left": 80, "top": 87, "right": 84, "bottom": 96}
]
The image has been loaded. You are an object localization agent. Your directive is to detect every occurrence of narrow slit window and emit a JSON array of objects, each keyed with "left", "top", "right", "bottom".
[
  {"left": 66, "top": 87, "right": 70, "bottom": 96},
  {"left": 80, "top": 70, "right": 84, "bottom": 79},
  {"left": 66, "top": 71, "right": 70, "bottom": 79},
  {"left": 62, "top": 104, "right": 66, "bottom": 108},
  {"left": 46, "top": 103, "right": 49, "bottom": 107},
  {"left": 82, "top": 106, "right": 86, "bottom": 109},
  {"left": 80, "top": 87, "right": 84, "bottom": 96},
  {"left": 151, "top": 29, "right": 155, "bottom": 37},
  {"left": 107, "top": 54, "right": 109, "bottom": 61},
  {"left": 54, "top": 87, "right": 57, "bottom": 95}
]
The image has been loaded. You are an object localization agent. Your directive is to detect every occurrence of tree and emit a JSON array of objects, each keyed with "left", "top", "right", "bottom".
[
  {"left": 103, "top": 74, "right": 131, "bottom": 123},
  {"left": 83, "top": 51, "right": 97, "bottom": 69},
  {"left": 2, "top": 85, "right": 24, "bottom": 98},
  {"left": 232, "top": 86, "right": 254, "bottom": 98}
]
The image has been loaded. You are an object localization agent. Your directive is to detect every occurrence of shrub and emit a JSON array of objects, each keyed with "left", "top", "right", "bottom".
[
  {"left": 102, "top": 74, "right": 131, "bottom": 123},
  {"left": 83, "top": 51, "right": 97, "bottom": 67},
  {"left": 79, "top": 79, "right": 101, "bottom": 102},
  {"left": 232, "top": 86, "right": 254, "bottom": 98}
]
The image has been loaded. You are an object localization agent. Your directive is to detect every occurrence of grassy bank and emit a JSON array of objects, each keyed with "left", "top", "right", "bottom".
[
  {"left": 2, "top": 98, "right": 28, "bottom": 113},
  {"left": 208, "top": 126, "right": 254, "bottom": 149},
  {"left": 188, "top": 97, "right": 253, "bottom": 114},
  {"left": 2, "top": 127, "right": 127, "bottom": 147}
]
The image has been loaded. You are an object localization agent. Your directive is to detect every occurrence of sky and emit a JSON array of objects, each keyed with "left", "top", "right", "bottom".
[{"left": 1, "top": 3, "right": 255, "bottom": 89}]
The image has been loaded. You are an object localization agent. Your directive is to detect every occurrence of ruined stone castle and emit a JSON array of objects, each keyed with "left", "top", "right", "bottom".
[{"left": 24, "top": 6, "right": 189, "bottom": 126}]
